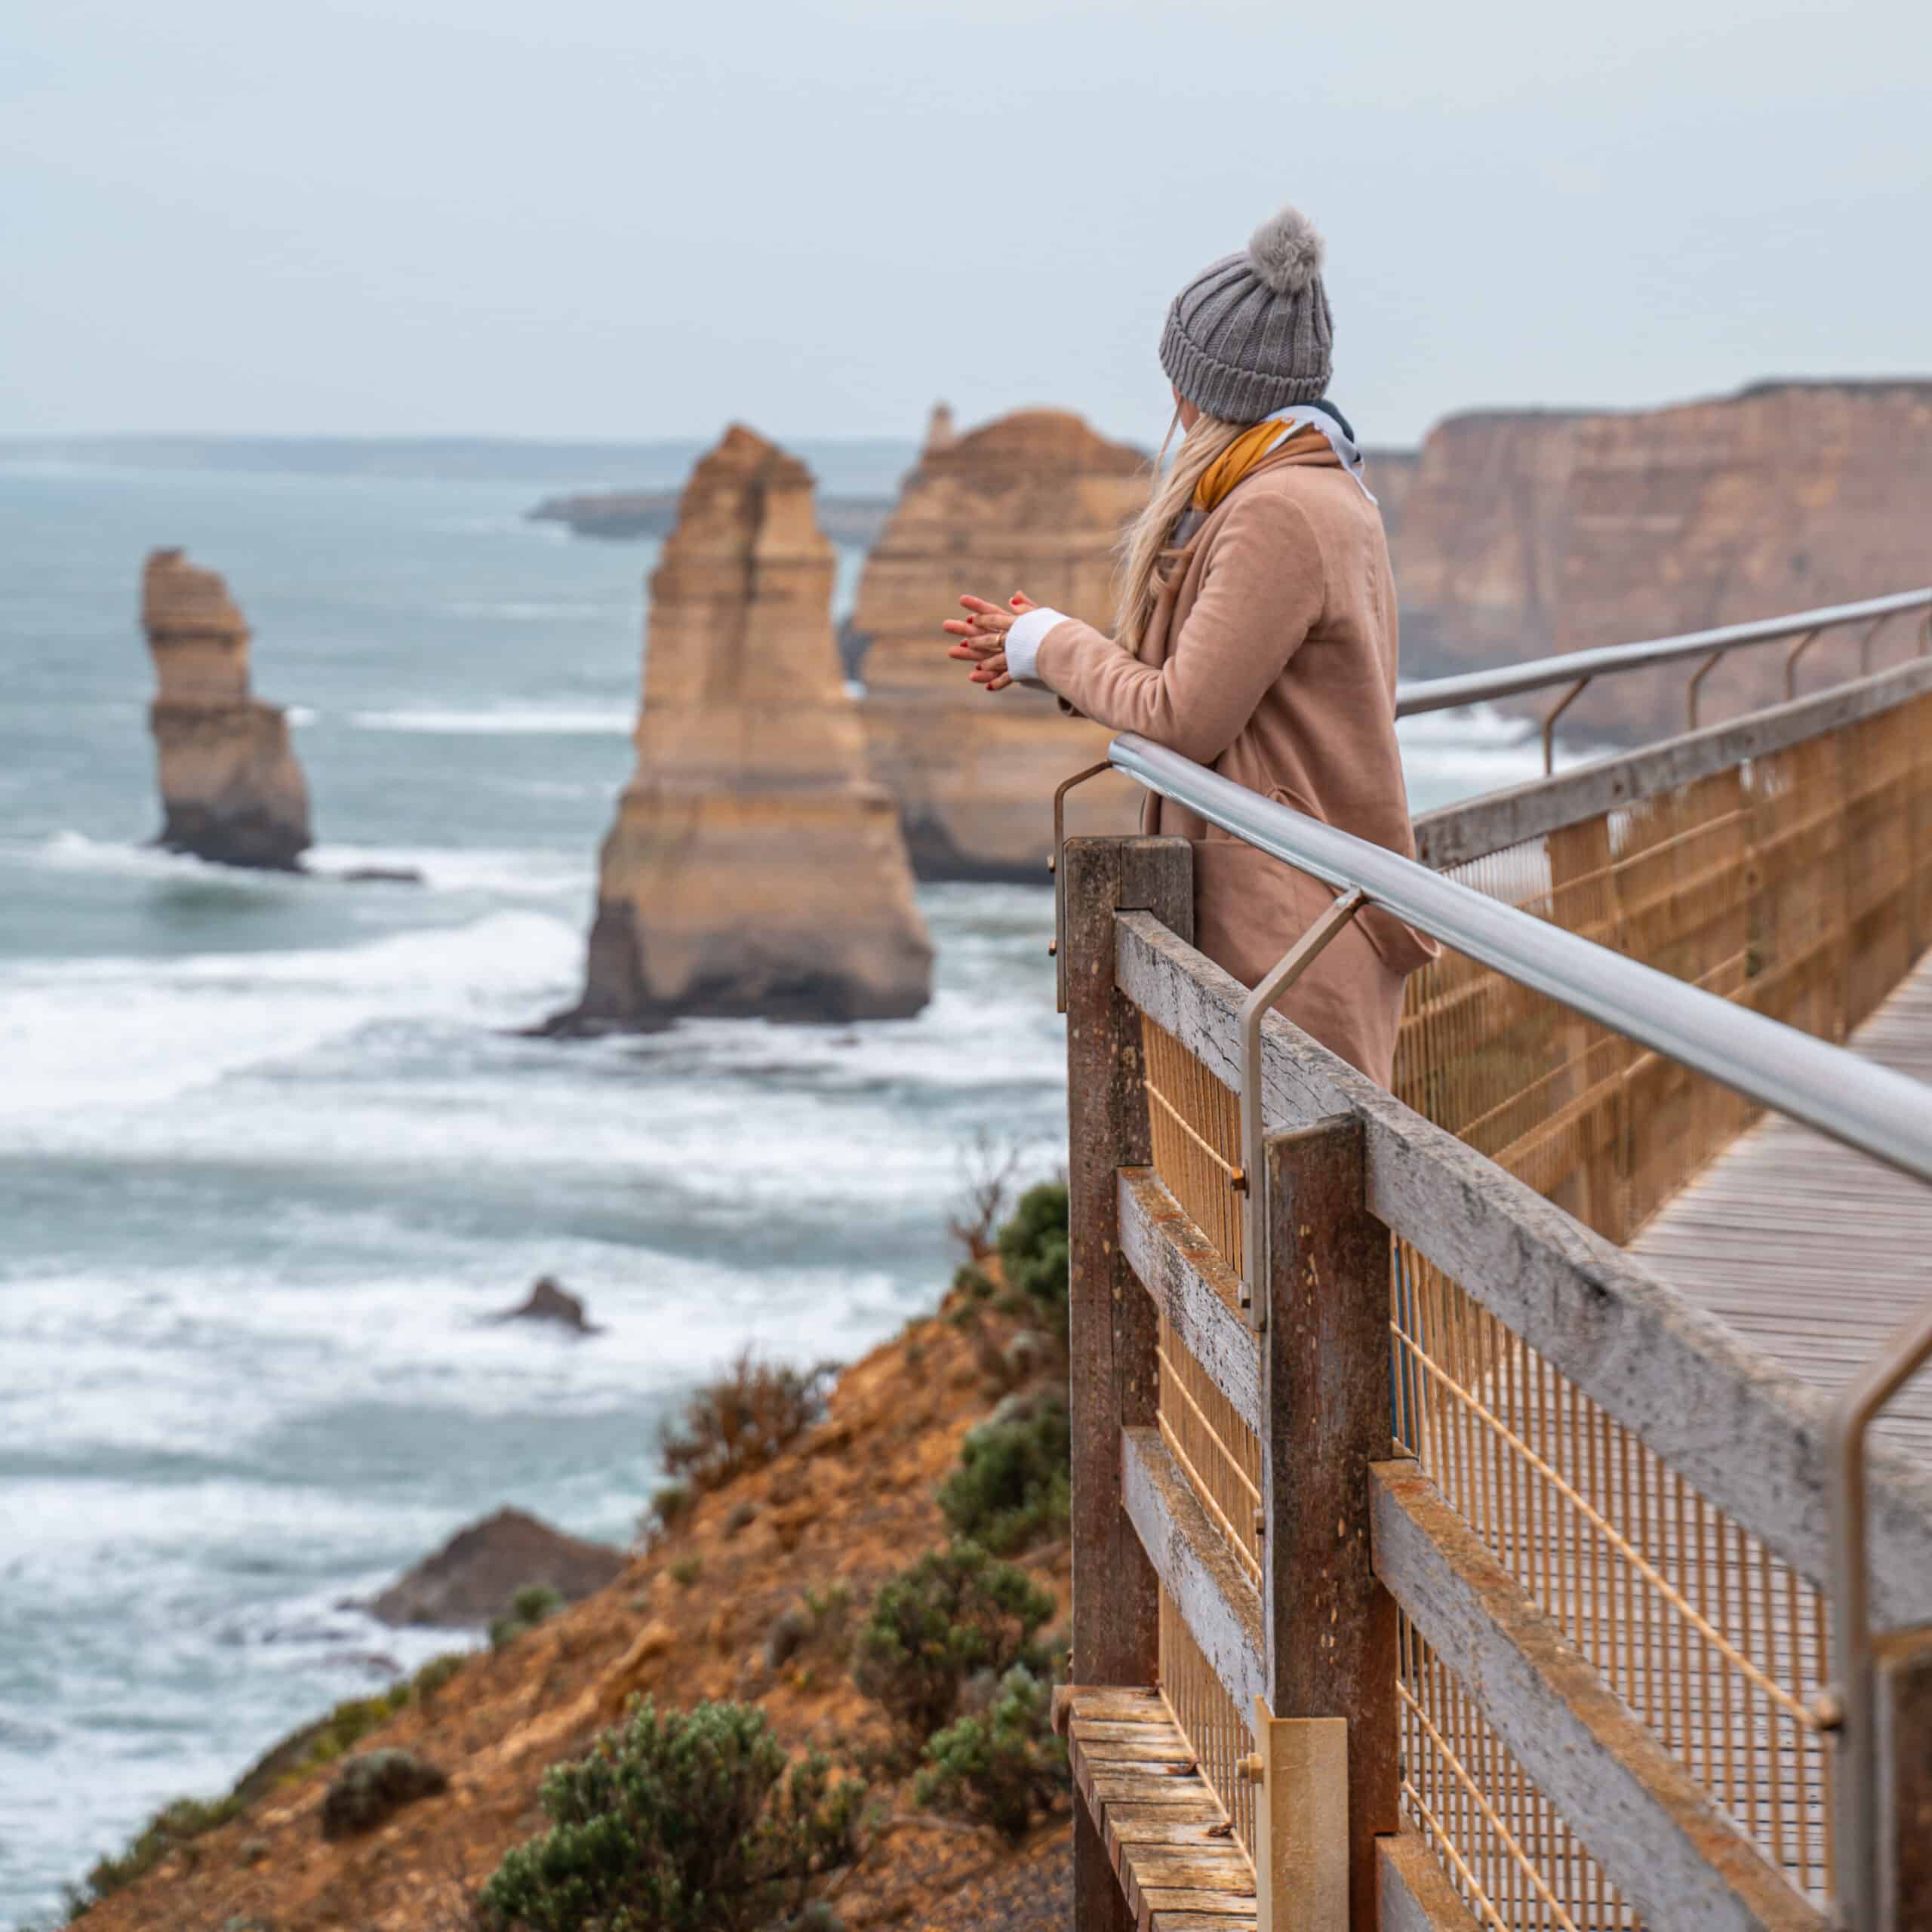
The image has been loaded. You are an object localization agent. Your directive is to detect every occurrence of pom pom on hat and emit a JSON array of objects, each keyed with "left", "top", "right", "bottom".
[{"left": 1246, "top": 204, "right": 1324, "bottom": 297}]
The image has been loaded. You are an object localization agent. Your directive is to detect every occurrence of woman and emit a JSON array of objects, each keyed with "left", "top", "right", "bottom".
[{"left": 943, "top": 202, "right": 1436, "bottom": 1087}]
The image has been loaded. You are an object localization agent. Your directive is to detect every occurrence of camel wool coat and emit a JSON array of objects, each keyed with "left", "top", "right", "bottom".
[{"left": 1029, "top": 444, "right": 1436, "bottom": 1087}]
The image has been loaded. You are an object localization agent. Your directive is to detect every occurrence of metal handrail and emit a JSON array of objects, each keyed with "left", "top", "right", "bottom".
[
  {"left": 1392, "top": 586, "right": 1932, "bottom": 772},
  {"left": 1107, "top": 732, "right": 1932, "bottom": 1188},
  {"left": 1104, "top": 727, "right": 1932, "bottom": 1926}
]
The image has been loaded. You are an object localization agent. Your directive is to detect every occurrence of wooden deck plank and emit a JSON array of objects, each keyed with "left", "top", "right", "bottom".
[
  {"left": 1064, "top": 1686, "right": 1257, "bottom": 1932},
  {"left": 1630, "top": 947, "right": 1932, "bottom": 1466}
]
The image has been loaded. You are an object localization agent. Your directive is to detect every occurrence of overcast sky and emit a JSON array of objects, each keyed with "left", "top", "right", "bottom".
[{"left": 4, "top": 0, "right": 1927, "bottom": 448}]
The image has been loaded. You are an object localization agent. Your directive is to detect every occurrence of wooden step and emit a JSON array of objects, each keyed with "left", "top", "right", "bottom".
[{"left": 1059, "top": 1684, "right": 1257, "bottom": 1932}]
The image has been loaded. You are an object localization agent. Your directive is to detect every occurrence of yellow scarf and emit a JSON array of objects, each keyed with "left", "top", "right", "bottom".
[{"left": 1194, "top": 420, "right": 1331, "bottom": 512}]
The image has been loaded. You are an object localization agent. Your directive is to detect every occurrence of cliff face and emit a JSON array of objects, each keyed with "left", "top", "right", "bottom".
[
  {"left": 1392, "top": 382, "right": 1932, "bottom": 737},
  {"left": 142, "top": 549, "right": 312, "bottom": 869},
  {"left": 555, "top": 425, "right": 933, "bottom": 1031},
  {"left": 853, "top": 408, "right": 1147, "bottom": 880}
]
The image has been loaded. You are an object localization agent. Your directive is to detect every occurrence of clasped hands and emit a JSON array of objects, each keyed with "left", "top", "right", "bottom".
[{"left": 943, "top": 592, "right": 1038, "bottom": 694}]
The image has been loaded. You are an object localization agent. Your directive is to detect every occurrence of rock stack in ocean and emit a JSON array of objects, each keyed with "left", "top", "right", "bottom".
[
  {"left": 852, "top": 407, "right": 1147, "bottom": 880},
  {"left": 552, "top": 425, "right": 933, "bottom": 1031},
  {"left": 141, "top": 549, "right": 312, "bottom": 869}
]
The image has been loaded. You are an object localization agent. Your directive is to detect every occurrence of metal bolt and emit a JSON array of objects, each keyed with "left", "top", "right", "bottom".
[
  {"left": 1229, "top": 1168, "right": 1248, "bottom": 1195},
  {"left": 1236, "top": 1753, "right": 1265, "bottom": 1786},
  {"left": 1810, "top": 1687, "right": 1846, "bottom": 1733},
  {"left": 1048, "top": 854, "right": 1056, "bottom": 874},
  {"left": 1047, "top": 939, "right": 1058, "bottom": 957}
]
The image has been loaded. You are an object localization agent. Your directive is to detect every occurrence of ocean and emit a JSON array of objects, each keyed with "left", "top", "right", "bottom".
[{"left": 0, "top": 436, "right": 1557, "bottom": 1923}]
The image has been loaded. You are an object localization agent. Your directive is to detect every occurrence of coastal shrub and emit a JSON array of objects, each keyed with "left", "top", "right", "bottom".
[
  {"left": 764, "top": 1580, "right": 854, "bottom": 1675},
  {"left": 648, "top": 1480, "right": 694, "bottom": 1537},
  {"left": 914, "top": 1665, "right": 1068, "bottom": 1841},
  {"left": 996, "top": 1183, "right": 1069, "bottom": 1333},
  {"left": 478, "top": 1698, "right": 863, "bottom": 1932},
  {"left": 660, "top": 1349, "right": 834, "bottom": 1493},
  {"left": 851, "top": 1543, "right": 1055, "bottom": 1743},
  {"left": 947, "top": 1126, "right": 1029, "bottom": 1260},
  {"left": 412, "top": 1651, "right": 469, "bottom": 1704},
  {"left": 75, "top": 1792, "right": 247, "bottom": 1903},
  {"left": 320, "top": 1748, "right": 449, "bottom": 1840},
  {"left": 937, "top": 1396, "right": 1072, "bottom": 1555},
  {"left": 491, "top": 1583, "right": 564, "bottom": 1651},
  {"left": 670, "top": 1555, "right": 704, "bottom": 1589}
]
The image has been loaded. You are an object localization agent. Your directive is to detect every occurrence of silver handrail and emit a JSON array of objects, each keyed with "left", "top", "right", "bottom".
[
  {"left": 1392, "top": 586, "right": 1932, "bottom": 771},
  {"left": 1105, "top": 728, "right": 1932, "bottom": 1926}
]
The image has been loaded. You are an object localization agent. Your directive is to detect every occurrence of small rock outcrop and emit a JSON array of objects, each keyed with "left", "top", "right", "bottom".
[
  {"left": 141, "top": 549, "right": 311, "bottom": 869},
  {"left": 551, "top": 425, "right": 933, "bottom": 1030},
  {"left": 852, "top": 408, "right": 1146, "bottom": 880},
  {"left": 490, "top": 1275, "right": 598, "bottom": 1334},
  {"left": 366, "top": 1507, "right": 625, "bottom": 1629},
  {"left": 319, "top": 1750, "right": 448, "bottom": 1841}
]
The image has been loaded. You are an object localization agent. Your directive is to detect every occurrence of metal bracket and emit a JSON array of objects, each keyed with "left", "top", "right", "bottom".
[
  {"left": 1783, "top": 626, "right": 1822, "bottom": 700},
  {"left": 1859, "top": 612, "right": 1896, "bottom": 678},
  {"left": 1237, "top": 888, "right": 1368, "bottom": 1326},
  {"left": 1238, "top": 1696, "right": 1348, "bottom": 1932},
  {"left": 1825, "top": 1291, "right": 1932, "bottom": 1932},
  {"left": 1686, "top": 648, "right": 1724, "bottom": 731},
  {"left": 1541, "top": 676, "right": 1591, "bottom": 774},
  {"left": 1050, "top": 761, "right": 1115, "bottom": 1014}
]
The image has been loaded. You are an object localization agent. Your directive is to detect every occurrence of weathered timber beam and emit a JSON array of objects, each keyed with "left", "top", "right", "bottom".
[
  {"left": 1118, "top": 1168, "right": 1262, "bottom": 1437},
  {"left": 1375, "top": 1832, "right": 1484, "bottom": 1932},
  {"left": 1115, "top": 907, "right": 1932, "bottom": 1627},
  {"left": 1119, "top": 1425, "right": 1266, "bottom": 1720},
  {"left": 1414, "top": 657, "right": 1932, "bottom": 870},
  {"left": 1370, "top": 1460, "right": 1823, "bottom": 1932}
]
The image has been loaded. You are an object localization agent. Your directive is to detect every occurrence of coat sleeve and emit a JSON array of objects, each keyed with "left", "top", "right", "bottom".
[{"left": 1031, "top": 488, "right": 1327, "bottom": 767}]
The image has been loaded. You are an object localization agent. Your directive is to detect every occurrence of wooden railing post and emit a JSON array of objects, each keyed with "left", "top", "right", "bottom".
[
  {"left": 1874, "top": 1625, "right": 1932, "bottom": 1930},
  {"left": 1263, "top": 1117, "right": 1400, "bottom": 1930},
  {"left": 1064, "top": 834, "right": 1193, "bottom": 1932}
]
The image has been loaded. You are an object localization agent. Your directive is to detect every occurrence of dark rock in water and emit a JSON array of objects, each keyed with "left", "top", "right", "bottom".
[
  {"left": 366, "top": 1506, "right": 625, "bottom": 1629},
  {"left": 491, "top": 1275, "right": 599, "bottom": 1334},
  {"left": 320, "top": 1749, "right": 448, "bottom": 1840},
  {"left": 337, "top": 866, "right": 426, "bottom": 885}
]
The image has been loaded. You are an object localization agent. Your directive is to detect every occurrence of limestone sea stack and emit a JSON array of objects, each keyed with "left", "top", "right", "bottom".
[
  {"left": 552, "top": 426, "right": 933, "bottom": 1031},
  {"left": 141, "top": 549, "right": 311, "bottom": 869},
  {"left": 852, "top": 407, "right": 1146, "bottom": 881}
]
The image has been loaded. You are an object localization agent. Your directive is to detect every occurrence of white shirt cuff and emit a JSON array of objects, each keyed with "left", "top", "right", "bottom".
[{"left": 1004, "top": 606, "right": 1069, "bottom": 688}]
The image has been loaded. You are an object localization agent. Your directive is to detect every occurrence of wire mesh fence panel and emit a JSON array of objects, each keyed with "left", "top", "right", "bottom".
[
  {"left": 1159, "top": 1583, "right": 1257, "bottom": 1859},
  {"left": 1142, "top": 1011, "right": 1245, "bottom": 1276},
  {"left": 1399, "top": 1615, "right": 1638, "bottom": 1931},
  {"left": 1157, "top": 1309, "right": 1264, "bottom": 1589},
  {"left": 1392, "top": 1243, "right": 1835, "bottom": 1909}
]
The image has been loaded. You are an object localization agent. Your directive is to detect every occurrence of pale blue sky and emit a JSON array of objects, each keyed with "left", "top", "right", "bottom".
[{"left": 4, "top": 0, "right": 1927, "bottom": 446}]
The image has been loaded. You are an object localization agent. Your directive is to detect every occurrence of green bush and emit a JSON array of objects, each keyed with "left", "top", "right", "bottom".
[
  {"left": 411, "top": 1651, "right": 469, "bottom": 1703},
  {"left": 914, "top": 1665, "right": 1068, "bottom": 1841},
  {"left": 997, "top": 1183, "right": 1069, "bottom": 1331},
  {"left": 478, "top": 1699, "right": 864, "bottom": 1932},
  {"left": 648, "top": 1481, "right": 695, "bottom": 1535},
  {"left": 851, "top": 1543, "right": 1055, "bottom": 1743},
  {"left": 75, "top": 1792, "right": 247, "bottom": 1903},
  {"left": 491, "top": 1583, "right": 565, "bottom": 1651},
  {"left": 937, "top": 1396, "right": 1071, "bottom": 1555},
  {"left": 661, "top": 1349, "right": 834, "bottom": 1493}
]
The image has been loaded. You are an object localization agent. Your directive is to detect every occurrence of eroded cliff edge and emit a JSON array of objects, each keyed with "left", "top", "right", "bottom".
[
  {"left": 551, "top": 425, "right": 933, "bottom": 1031},
  {"left": 142, "top": 549, "right": 312, "bottom": 869}
]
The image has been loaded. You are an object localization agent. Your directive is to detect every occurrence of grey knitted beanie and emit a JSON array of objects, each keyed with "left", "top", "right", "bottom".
[{"left": 1159, "top": 205, "right": 1334, "bottom": 423}]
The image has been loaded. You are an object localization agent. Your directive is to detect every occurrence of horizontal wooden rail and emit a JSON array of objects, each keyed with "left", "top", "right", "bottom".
[
  {"left": 1370, "top": 1460, "right": 1823, "bottom": 1932},
  {"left": 1119, "top": 1425, "right": 1266, "bottom": 1720},
  {"left": 1414, "top": 655, "right": 1932, "bottom": 869},
  {"left": 1377, "top": 1831, "right": 1486, "bottom": 1932},
  {"left": 1117, "top": 907, "right": 1932, "bottom": 1628},
  {"left": 1118, "top": 1168, "right": 1263, "bottom": 1436}
]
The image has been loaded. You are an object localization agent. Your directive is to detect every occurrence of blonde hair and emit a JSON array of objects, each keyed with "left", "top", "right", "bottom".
[{"left": 1114, "top": 408, "right": 1252, "bottom": 654}]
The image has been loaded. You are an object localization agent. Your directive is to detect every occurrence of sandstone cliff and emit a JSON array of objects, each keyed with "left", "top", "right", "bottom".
[
  {"left": 553, "top": 426, "right": 932, "bottom": 1030},
  {"left": 1392, "top": 381, "right": 1932, "bottom": 738},
  {"left": 853, "top": 408, "right": 1146, "bottom": 881},
  {"left": 142, "top": 549, "right": 312, "bottom": 869}
]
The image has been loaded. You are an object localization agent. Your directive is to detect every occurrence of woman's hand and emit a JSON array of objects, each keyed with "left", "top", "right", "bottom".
[{"left": 943, "top": 592, "right": 1038, "bottom": 692}]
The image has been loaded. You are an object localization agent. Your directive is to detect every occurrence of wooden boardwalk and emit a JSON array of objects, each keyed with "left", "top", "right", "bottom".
[{"left": 1631, "top": 946, "right": 1932, "bottom": 1465}]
